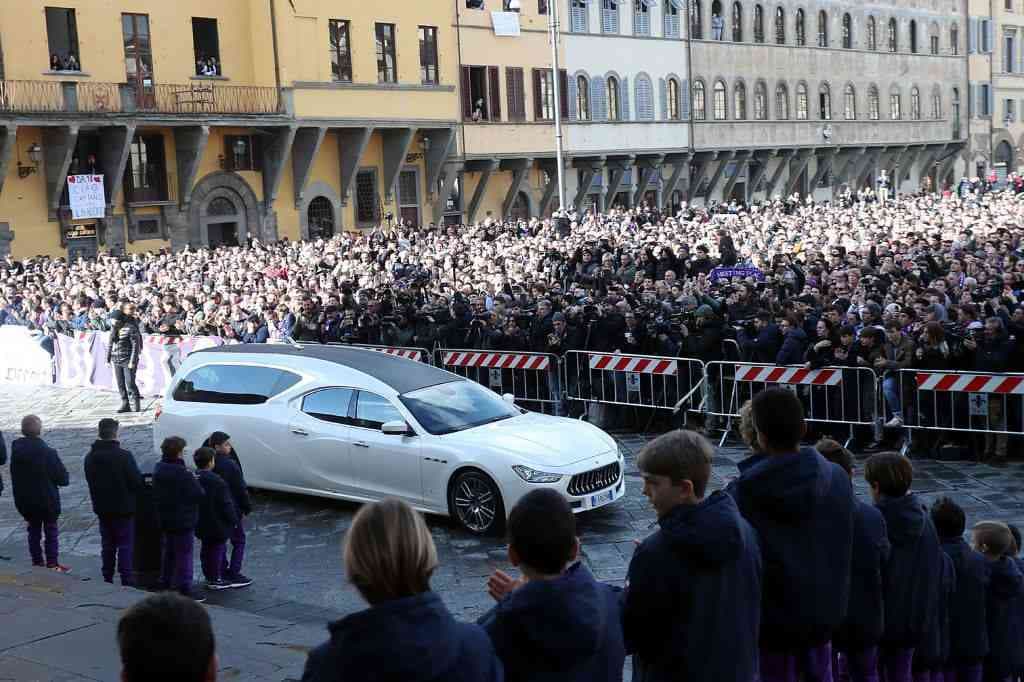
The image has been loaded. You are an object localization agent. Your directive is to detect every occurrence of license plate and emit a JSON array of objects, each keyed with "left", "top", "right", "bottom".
[{"left": 590, "top": 489, "right": 614, "bottom": 507}]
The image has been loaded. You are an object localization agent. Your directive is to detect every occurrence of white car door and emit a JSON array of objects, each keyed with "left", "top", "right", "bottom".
[
  {"left": 349, "top": 390, "right": 423, "bottom": 506},
  {"left": 287, "top": 387, "right": 356, "bottom": 495}
]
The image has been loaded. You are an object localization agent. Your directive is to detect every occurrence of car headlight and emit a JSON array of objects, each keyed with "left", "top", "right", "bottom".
[{"left": 512, "top": 465, "right": 563, "bottom": 484}]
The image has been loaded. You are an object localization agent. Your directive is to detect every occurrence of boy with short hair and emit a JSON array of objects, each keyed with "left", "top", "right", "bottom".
[
  {"left": 971, "top": 522, "right": 1024, "bottom": 682},
  {"left": 193, "top": 447, "right": 238, "bottom": 592},
  {"left": 118, "top": 592, "right": 217, "bottom": 682},
  {"left": 1005, "top": 524, "right": 1024, "bottom": 682},
  {"left": 627, "top": 430, "right": 761, "bottom": 682},
  {"left": 152, "top": 436, "right": 205, "bottom": 600},
  {"left": 478, "top": 488, "right": 624, "bottom": 682}
]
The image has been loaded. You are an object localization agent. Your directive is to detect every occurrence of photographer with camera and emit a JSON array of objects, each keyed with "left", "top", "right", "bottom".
[
  {"left": 737, "top": 311, "right": 782, "bottom": 364},
  {"left": 963, "top": 317, "right": 1017, "bottom": 465}
]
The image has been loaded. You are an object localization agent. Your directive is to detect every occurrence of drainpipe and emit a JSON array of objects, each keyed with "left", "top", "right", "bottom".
[{"left": 269, "top": 0, "right": 283, "bottom": 110}]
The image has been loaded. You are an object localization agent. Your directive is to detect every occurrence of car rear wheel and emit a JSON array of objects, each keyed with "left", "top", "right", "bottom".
[{"left": 448, "top": 470, "right": 505, "bottom": 536}]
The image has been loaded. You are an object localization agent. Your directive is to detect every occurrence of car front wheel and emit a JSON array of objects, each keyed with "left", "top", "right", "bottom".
[{"left": 448, "top": 470, "right": 505, "bottom": 536}]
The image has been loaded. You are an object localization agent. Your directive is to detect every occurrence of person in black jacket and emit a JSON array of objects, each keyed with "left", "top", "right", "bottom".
[
  {"left": 152, "top": 436, "right": 205, "bottom": 600},
  {"left": 625, "top": 430, "right": 761, "bottom": 682},
  {"left": 302, "top": 499, "right": 502, "bottom": 682},
  {"left": 10, "top": 415, "right": 70, "bottom": 572},
  {"left": 865, "top": 453, "right": 944, "bottom": 682},
  {"left": 726, "top": 389, "right": 854, "bottom": 682},
  {"left": 1005, "top": 524, "right": 1024, "bottom": 681},
  {"left": 964, "top": 317, "right": 1015, "bottom": 464},
  {"left": 478, "top": 488, "right": 625, "bottom": 682},
  {"left": 972, "top": 522, "right": 1024, "bottom": 682},
  {"left": 737, "top": 311, "right": 782, "bottom": 363},
  {"left": 208, "top": 431, "right": 252, "bottom": 588},
  {"left": 0, "top": 429, "right": 6, "bottom": 497},
  {"left": 83, "top": 418, "right": 143, "bottom": 585},
  {"left": 817, "top": 439, "right": 890, "bottom": 682},
  {"left": 107, "top": 301, "right": 143, "bottom": 413},
  {"left": 193, "top": 447, "right": 238, "bottom": 592}
]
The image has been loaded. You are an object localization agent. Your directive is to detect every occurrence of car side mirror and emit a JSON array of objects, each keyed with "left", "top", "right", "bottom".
[
  {"left": 502, "top": 393, "right": 516, "bottom": 404},
  {"left": 381, "top": 420, "right": 412, "bottom": 436}
]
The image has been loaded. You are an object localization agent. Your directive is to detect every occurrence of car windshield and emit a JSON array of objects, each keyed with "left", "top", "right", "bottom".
[{"left": 400, "top": 380, "right": 521, "bottom": 435}]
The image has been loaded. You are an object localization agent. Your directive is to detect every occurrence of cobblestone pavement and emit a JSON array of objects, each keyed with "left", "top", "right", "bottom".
[{"left": 0, "top": 384, "right": 1022, "bottom": 631}]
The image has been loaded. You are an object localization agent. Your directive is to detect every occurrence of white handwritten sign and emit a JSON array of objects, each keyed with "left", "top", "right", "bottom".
[
  {"left": 491, "top": 11, "right": 521, "bottom": 36},
  {"left": 67, "top": 174, "right": 106, "bottom": 220}
]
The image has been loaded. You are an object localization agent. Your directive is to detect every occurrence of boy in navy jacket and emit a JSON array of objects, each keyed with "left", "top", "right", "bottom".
[
  {"left": 208, "top": 431, "right": 252, "bottom": 588},
  {"left": 626, "top": 430, "right": 761, "bottom": 682},
  {"left": 152, "top": 436, "right": 204, "bottom": 600},
  {"left": 478, "top": 488, "right": 625, "bottom": 682},
  {"left": 972, "top": 522, "right": 1024, "bottom": 682},
  {"left": 1006, "top": 525, "right": 1024, "bottom": 682},
  {"left": 727, "top": 389, "right": 853, "bottom": 682},
  {"left": 193, "top": 447, "right": 238, "bottom": 592},
  {"left": 933, "top": 497, "right": 991, "bottom": 682},
  {"left": 865, "top": 453, "right": 944, "bottom": 682}
]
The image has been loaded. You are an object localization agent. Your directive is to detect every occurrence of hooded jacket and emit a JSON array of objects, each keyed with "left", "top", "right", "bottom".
[
  {"left": 775, "top": 327, "right": 809, "bottom": 366},
  {"left": 83, "top": 439, "right": 144, "bottom": 518},
  {"left": 213, "top": 452, "right": 251, "bottom": 516},
  {"left": 10, "top": 436, "right": 69, "bottom": 521},
  {"left": 195, "top": 470, "right": 238, "bottom": 542},
  {"left": 623, "top": 491, "right": 761, "bottom": 682},
  {"left": 941, "top": 538, "right": 991, "bottom": 662},
  {"left": 913, "top": 551, "right": 956, "bottom": 668},
  {"left": 301, "top": 591, "right": 503, "bottom": 682},
  {"left": 834, "top": 499, "right": 890, "bottom": 651},
  {"left": 477, "top": 562, "right": 624, "bottom": 682},
  {"left": 875, "top": 493, "right": 943, "bottom": 648},
  {"left": 985, "top": 556, "right": 1024, "bottom": 678},
  {"left": 727, "top": 447, "right": 854, "bottom": 650},
  {"left": 1005, "top": 557, "right": 1024, "bottom": 675},
  {"left": 152, "top": 458, "right": 204, "bottom": 532}
]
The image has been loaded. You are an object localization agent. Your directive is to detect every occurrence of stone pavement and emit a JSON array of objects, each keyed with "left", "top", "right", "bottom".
[{"left": 0, "top": 384, "right": 1022, "bottom": 680}]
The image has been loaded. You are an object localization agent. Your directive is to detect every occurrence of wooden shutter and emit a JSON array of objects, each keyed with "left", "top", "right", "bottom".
[
  {"left": 252, "top": 135, "right": 264, "bottom": 172},
  {"left": 533, "top": 68, "right": 543, "bottom": 119},
  {"left": 461, "top": 66, "right": 473, "bottom": 119},
  {"left": 559, "top": 69, "right": 569, "bottom": 118},
  {"left": 488, "top": 66, "right": 501, "bottom": 121},
  {"left": 506, "top": 66, "right": 525, "bottom": 121}
]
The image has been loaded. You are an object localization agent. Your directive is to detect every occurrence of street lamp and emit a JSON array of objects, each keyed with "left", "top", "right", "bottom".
[{"left": 18, "top": 142, "right": 42, "bottom": 179}]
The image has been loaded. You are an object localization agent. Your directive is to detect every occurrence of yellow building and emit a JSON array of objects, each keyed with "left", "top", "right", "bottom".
[{"left": 0, "top": 0, "right": 461, "bottom": 258}]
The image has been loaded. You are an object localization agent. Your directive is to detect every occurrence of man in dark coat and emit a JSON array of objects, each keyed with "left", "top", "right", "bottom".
[
  {"left": 10, "top": 415, "right": 70, "bottom": 572},
  {"left": 193, "top": 446, "right": 238, "bottom": 591},
  {"left": 726, "top": 389, "right": 854, "bottom": 682},
  {"left": 208, "top": 431, "right": 252, "bottom": 588},
  {"left": 152, "top": 436, "right": 205, "bottom": 600},
  {"left": 107, "top": 301, "right": 143, "bottom": 413},
  {"left": 478, "top": 488, "right": 625, "bottom": 682},
  {"left": 83, "top": 418, "right": 143, "bottom": 585},
  {"left": 625, "top": 430, "right": 761, "bottom": 682}
]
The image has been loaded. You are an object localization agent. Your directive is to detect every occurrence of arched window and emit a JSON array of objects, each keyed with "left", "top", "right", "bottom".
[
  {"left": 636, "top": 73, "right": 655, "bottom": 120},
  {"left": 909, "top": 19, "right": 917, "bottom": 53},
  {"left": 887, "top": 18, "right": 897, "bottom": 52},
  {"left": 775, "top": 7, "right": 786, "bottom": 44},
  {"left": 664, "top": 0, "right": 681, "bottom": 38},
  {"left": 576, "top": 75, "right": 590, "bottom": 120},
  {"left": 207, "top": 197, "right": 237, "bottom": 216},
  {"left": 607, "top": 76, "right": 621, "bottom": 120},
  {"left": 889, "top": 87, "right": 901, "bottom": 120},
  {"left": 734, "top": 81, "right": 747, "bottom": 119},
  {"left": 910, "top": 86, "right": 920, "bottom": 119},
  {"left": 713, "top": 80, "right": 727, "bottom": 119},
  {"left": 844, "top": 83, "right": 856, "bottom": 119},
  {"left": 796, "top": 82, "right": 808, "bottom": 119},
  {"left": 633, "top": 0, "right": 650, "bottom": 35},
  {"left": 667, "top": 77, "right": 681, "bottom": 119},
  {"left": 754, "top": 5, "right": 764, "bottom": 43},
  {"left": 601, "top": 0, "right": 620, "bottom": 33},
  {"left": 817, "top": 10, "right": 828, "bottom": 47},
  {"left": 570, "top": 0, "right": 588, "bottom": 32},
  {"left": 931, "top": 88, "right": 941, "bottom": 119},
  {"left": 690, "top": 0, "right": 703, "bottom": 38},
  {"left": 795, "top": 9, "right": 806, "bottom": 46},
  {"left": 868, "top": 85, "right": 880, "bottom": 120},
  {"left": 929, "top": 23, "right": 939, "bottom": 55},
  {"left": 754, "top": 80, "right": 768, "bottom": 119},
  {"left": 732, "top": 1, "right": 743, "bottom": 41},
  {"left": 307, "top": 196, "right": 335, "bottom": 239},
  {"left": 867, "top": 16, "right": 877, "bottom": 50},
  {"left": 693, "top": 80, "right": 707, "bottom": 119},
  {"left": 775, "top": 82, "right": 789, "bottom": 119},
  {"left": 819, "top": 82, "right": 831, "bottom": 120},
  {"left": 842, "top": 13, "right": 852, "bottom": 48},
  {"left": 950, "top": 24, "right": 959, "bottom": 55}
]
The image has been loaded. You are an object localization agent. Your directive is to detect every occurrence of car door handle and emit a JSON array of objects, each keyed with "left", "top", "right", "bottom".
[
  {"left": 353, "top": 441, "right": 369, "bottom": 448},
  {"left": 291, "top": 428, "right": 309, "bottom": 436}
]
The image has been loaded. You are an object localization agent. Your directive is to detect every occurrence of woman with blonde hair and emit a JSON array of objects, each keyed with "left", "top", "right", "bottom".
[{"left": 302, "top": 499, "right": 503, "bottom": 682}]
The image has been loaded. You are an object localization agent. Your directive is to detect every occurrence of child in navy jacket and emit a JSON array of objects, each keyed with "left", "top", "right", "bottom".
[
  {"left": 193, "top": 447, "right": 238, "bottom": 592},
  {"left": 972, "top": 522, "right": 1024, "bottom": 682}
]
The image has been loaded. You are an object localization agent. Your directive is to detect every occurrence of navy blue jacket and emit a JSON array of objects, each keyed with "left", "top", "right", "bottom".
[
  {"left": 213, "top": 452, "right": 251, "bottom": 516},
  {"left": 0, "top": 430, "right": 6, "bottom": 495},
  {"left": 195, "top": 470, "right": 238, "bottom": 542},
  {"left": 775, "top": 328, "right": 809, "bottom": 366},
  {"left": 10, "top": 436, "right": 69, "bottom": 521},
  {"left": 835, "top": 499, "right": 890, "bottom": 651},
  {"left": 727, "top": 447, "right": 853, "bottom": 650},
  {"left": 477, "top": 562, "right": 623, "bottom": 682},
  {"left": 1005, "top": 557, "right": 1024, "bottom": 674},
  {"left": 738, "top": 324, "right": 782, "bottom": 364},
  {"left": 914, "top": 551, "right": 956, "bottom": 668},
  {"left": 985, "top": 556, "right": 1024, "bottom": 679},
  {"left": 302, "top": 591, "right": 503, "bottom": 682},
  {"left": 624, "top": 491, "right": 761, "bottom": 682},
  {"left": 941, "top": 538, "right": 991, "bottom": 662},
  {"left": 152, "top": 458, "right": 204, "bottom": 533},
  {"left": 875, "top": 493, "right": 944, "bottom": 649},
  {"left": 83, "top": 439, "right": 144, "bottom": 518}
]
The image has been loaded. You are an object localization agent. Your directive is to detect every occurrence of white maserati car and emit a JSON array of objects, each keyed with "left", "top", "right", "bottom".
[{"left": 154, "top": 344, "right": 625, "bottom": 534}]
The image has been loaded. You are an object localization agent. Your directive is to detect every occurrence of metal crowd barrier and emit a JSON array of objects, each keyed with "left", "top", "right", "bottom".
[
  {"left": 704, "top": 361, "right": 879, "bottom": 447},
  {"left": 562, "top": 351, "right": 706, "bottom": 415},
  {"left": 435, "top": 349, "right": 563, "bottom": 414},
  {"left": 348, "top": 343, "right": 431, "bottom": 363}
]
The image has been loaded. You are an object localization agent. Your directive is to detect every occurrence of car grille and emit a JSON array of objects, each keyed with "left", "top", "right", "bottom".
[{"left": 567, "top": 462, "right": 622, "bottom": 496}]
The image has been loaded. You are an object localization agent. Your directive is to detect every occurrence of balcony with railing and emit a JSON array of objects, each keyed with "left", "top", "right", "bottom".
[{"left": 0, "top": 80, "right": 283, "bottom": 116}]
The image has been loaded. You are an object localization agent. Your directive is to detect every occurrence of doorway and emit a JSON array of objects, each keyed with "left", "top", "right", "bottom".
[
  {"left": 68, "top": 236, "right": 98, "bottom": 262},
  {"left": 397, "top": 169, "right": 420, "bottom": 228},
  {"left": 202, "top": 195, "right": 244, "bottom": 248},
  {"left": 208, "top": 222, "right": 239, "bottom": 248}
]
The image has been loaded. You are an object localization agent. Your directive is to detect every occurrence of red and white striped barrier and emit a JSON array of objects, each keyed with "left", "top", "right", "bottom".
[
  {"left": 735, "top": 364, "right": 842, "bottom": 386},
  {"left": 442, "top": 351, "right": 551, "bottom": 371},
  {"left": 915, "top": 372, "right": 1024, "bottom": 394},
  {"left": 588, "top": 354, "right": 678, "bottom": 375},
  {"left": 371, "top": 347, "right": 423, "bottom": 361}
]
